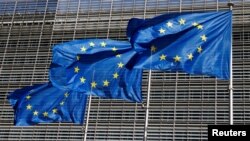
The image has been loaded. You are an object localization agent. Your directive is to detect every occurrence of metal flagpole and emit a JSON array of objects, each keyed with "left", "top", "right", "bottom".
[
  {"left": 144, "top": 70, "right": 151, "bottom": 141},
  {"left": 228, "top": 2, "right": 234, "bottom": 125},
  {"left": 84, "top": 70, "right": 95, "bottom": 141},
  {"left": 84, "top": 79, "right": 94, "bottom": 140},
  {"left": 143, "top": 0, "right": 150, "bottom": 140},
  {"left": 84, "top": 95, "right": 92, "bottom": 141}
]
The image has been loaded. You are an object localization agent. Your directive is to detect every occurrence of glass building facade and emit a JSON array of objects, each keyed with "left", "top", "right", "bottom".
[{"left": 0, "top": 0, "right": 249, "bottom": 140}]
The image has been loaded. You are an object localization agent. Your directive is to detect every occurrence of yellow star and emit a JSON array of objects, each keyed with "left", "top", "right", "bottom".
[
  {"left": 166, "top": 21, "right": 173, "bottom": 28},
  {"left": 76, "top": 56, "right": 80, "bottom": 60},
  {"left": 100, "top": 42, "right": 106, "bottom": 47},
  {"left": 43, "top": 112, "right": 48, "bottom": 117},
  {"left": 64, "top": 92, "right": 69, "bottom": 97},
  {"left": 91, "top": 81, "right": 97, "bottom": 88},
  {"left": 26, "top": 104, "right": 32, "bottom": 110},
  {"left": 74, "top": 66, "right": 80, "bottom": 73},
  {"left": 187, "top": 53, "right": 194, "bottom": 61},
  {"left": 113, "top": 72, "right": 119, "bottom": 79},
  {"left": 117, "top": 62, "right": 124, "bottom": 68},
  {"left": 160, "top": 54, "right": 166, "bottom": 61},
  {"left": 112, "top": 47, "right": 117, "bottom": 52},
  {"left": 179, "top": 18, "right": 185, "bottom": 25},
  {"left": 116, "top": 54, "right": 121, "bottom": 58},
  {"left": 60, "top": 101, "right": 64, "bottom": 106},
  {"left": 33, "top": 110, "right": 38, "bottom": 116},
  {"left": 197, "top": 25, "right": 203, "bottom": 30},
  {"left": 103, "top": 80, "right": 110, "bottom": 87},
  {"left": 151, "top": 46, "right": 157, "bottom": 52},
  {"left": 26, "top": 95, "right": 31, "bottom": 100},
  {"left": 52, "top": 108, "right": 58, "bottom": 114},
  {"left": 200, "top": 34, "right": 207, "bottom": 41},
  {"left": 174, "top": 55, "right": 181, "bottom": 62},
  {"left": 192, "top": 22, "right": 198, "bottom": 26},
  {"left": 159, "top": 28, "right": 165, "bottom": 34},
  {"left": 89, "top": 42, "right": 95, "bottom": 47},
  {"left": 81, "top": 47, "right": 87, "bottom": 52},
  {"left": 197, "top": 46, "right": 202, "bottom": 53},
  {"left": 80, "top": 77, "right": 86, "bottom": 83}
]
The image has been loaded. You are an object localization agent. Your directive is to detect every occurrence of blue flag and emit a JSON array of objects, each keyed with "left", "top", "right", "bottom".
[
  {"left": 8, "top": 83, "right": 87, "bottom": 126},
  {"left": 50, "top": 39, "right": 143, "bottom": 102},
  {"left": 8, "top": 11, "right": 232, "bottom": 126},
  {"left": 128, "top": 11, "right": 232, "bottom": 79}
]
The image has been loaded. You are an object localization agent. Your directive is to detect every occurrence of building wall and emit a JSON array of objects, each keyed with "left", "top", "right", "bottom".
[{"left": 0, "top": 0, "right": 250, "bottom": 140}]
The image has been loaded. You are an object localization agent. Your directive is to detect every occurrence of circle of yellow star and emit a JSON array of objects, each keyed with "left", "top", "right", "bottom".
[
  {"left": 91, "top": 81, "right": 97, "bottom": 88},
  {"left": 103, "top": 80, "right": 110, "bottom": 87},
  {"left": 116, "top": 54, "right": 121, "bottom": 58},
  {"left": 187, "top": 53, "right": 194, "bottom": 61},
  {"left": 74, "top": 66, "right": 80, "bottom": 73},
  {"left": 166, "top": 21, "right": 173, "bottom": 28},
  {"left": 26, "top": 95, "right": 31, "bottom": 100},
  {"left": 159, "top": 28, "right": 165, "bottom": 34},
  {"left": 174, "top": 55, "right": 181, "bottom": 62},
  {"left": 179, "top": 18, "right": 185, "bottom": 25},
  {"left": 52, "top": 108, "right": 58, "bottom": 114},
  {"left": 80, "top": 77, "right": 86, "bottom": 83},
  {"left": 160, "top": 54, "right": 166, "bottom": 61},
  {"left": 197, "top": 25, "right": 203, "bottom": 30},
  {"left": 89, "top": 42, "right": 95, "bottom": 47},
  {"left": 113, "top": 72, "right": 119, "bottom": 79},
  {"left": 64, "top": 92, "right": 69, "bottom": 97},
  {"left": 201, "top": 34, "right": 207, "bottom": 42},
  {"left": 192, "top": 22, "right": 198, "bottom": 26},
  {"left": 33, "top": 110, "right": 38, "bottom": 116},
  {"left": 197, "top": 46, "right": 202, "bottom": 53},
  {"left": 112, "top": 47, "right": 117, "bottom": 52},
  {"left": 26, "top": 104, "right": 32, "bottom": 110},
  {"left": 60, "top": 101, "right": 64, "bottom": 106},
  {"left": 117, "top": 62, "right": 124, "bottom": 68},
  {"left": 151, "top": 46, "right": 157, "bottom": 52},
  {"left": 43, "top": 112, "right": 48, "bottom": 117},
  {"left": 81, "top": 47, "right": 87, "bottom": 52},
  {"left": 76, "top": 56, "right": 80, "bottom": 60},
  {"left": 100, "top": 42, "right": 106, "bottom": 47}
]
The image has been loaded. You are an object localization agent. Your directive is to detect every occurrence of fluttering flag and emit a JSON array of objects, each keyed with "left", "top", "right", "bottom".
[
  {"left": 50, "top": 39, "right": 143, "bottom": 102},
  {"left": 8, "top": 11, "right": 232, "bottom": 126},
  {"left": 127, "top": 11, "right": 232, "bottom": 80},
  {"left": 8, "top": 83, "right": 87, "bottom": 126}
]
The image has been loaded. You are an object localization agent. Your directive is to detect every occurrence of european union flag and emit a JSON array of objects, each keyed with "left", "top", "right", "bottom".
[
  {"left": 8, "top": 10, "right": 232, "bottom": 126},
  {"left": 8, "top": 83, "right": 87, "bottom": 126},
  {"left": 50, "top": 39, "right": 143, "bottom": 102},
  {"left": 127, "top": 11, "right": 232, "bottom": 79}
]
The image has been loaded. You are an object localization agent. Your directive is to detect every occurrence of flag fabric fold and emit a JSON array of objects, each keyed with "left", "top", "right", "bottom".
[{"left": 8, "top": 10, "right": 232, "bottom": 126}]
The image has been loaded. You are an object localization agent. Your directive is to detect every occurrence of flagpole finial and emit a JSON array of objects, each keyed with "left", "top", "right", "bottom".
[{"left": 227, "top": 2, "right": 234, "bottom": 10}]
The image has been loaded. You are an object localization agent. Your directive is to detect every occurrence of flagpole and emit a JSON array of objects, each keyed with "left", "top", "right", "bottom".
[
  {"left": 143, "top": 69, "right": 151, "bottom": 141},
  {"left": 228, "top": 2, "right": 234, "bottom": 125},
  {"left": 143, "top": 0, "right": 150, "bottom": 140},
  {"left": 84, "top": 95, "right": 92, "bottom": 141},
  {"left": 84, "top": 70, "right": 95, "bottom": 141}
]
